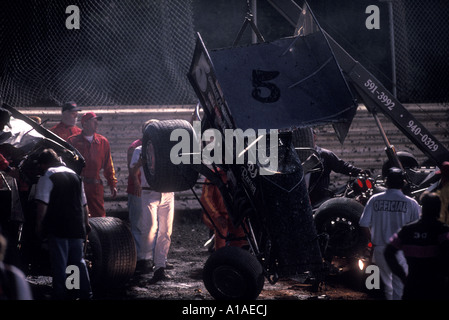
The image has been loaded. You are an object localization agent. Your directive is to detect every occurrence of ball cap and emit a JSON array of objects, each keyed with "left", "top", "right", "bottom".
[
  {"left": 387, "top": 167, "right": 404, "bottom": 179},
  {"left": 386, "top": 167, "right": 405, "bottom": 186},
  {"left": 62, "top": 101, "right": 81, "bottom": 112},
  {"left": 81, "top": 112, "right": 103, "bottom": 125}
]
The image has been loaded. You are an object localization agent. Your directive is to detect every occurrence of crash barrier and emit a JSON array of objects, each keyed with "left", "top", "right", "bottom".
[{"left": 18, "top": 103, "right": 449, "bottom": 216}]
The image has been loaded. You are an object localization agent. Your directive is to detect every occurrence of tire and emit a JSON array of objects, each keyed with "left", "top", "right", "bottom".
[
  {"left": 203, "top": 246, "right": 264, "bottom": 300},
  {"left": 141, "top": 119, "right": 199, "bottom": 192},
  {"left": 85, "top": 217, "right": 137, "bottom": 289},
  {"left": 314, "top": 197, "right": 368, "bottom": 258},
  {"left": 381, "top": 151, "right": 419, "bottom": 178}
]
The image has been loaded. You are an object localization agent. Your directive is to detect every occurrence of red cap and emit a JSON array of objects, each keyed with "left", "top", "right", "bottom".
[{"left": 81, "top": 112, "right": 103, "bottom": 125}]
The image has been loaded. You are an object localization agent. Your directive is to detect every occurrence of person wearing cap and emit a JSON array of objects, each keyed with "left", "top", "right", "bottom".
[
  {"left": 0, "top": 108, "right": 18, "bottom": 178},
  {"left": 49, "top": 101, "right": 82, "bottom": 141},
  {"left": 359, "top": 167, "right": 421, "bottom": 300},
  {"left": 67, "top": 112, "right": 117, "bottom": 217}
]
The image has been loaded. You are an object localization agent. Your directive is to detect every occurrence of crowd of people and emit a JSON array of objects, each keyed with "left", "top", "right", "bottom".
[
  {"left": 0, "top": 103, "right": 448, "bottom": 301},
  {"left": 0, "top": 103, "right": 172, "bottom": 299}
]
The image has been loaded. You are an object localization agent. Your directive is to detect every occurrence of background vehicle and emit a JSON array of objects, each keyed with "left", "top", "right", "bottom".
[{"left": 0, "top": 105, "right": 137, "bottom": 290}]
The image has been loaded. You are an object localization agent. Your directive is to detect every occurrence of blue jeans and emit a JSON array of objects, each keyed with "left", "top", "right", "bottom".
[
  {"left": 47, "top": 236, "right": 92, "bottom": 300},
  {"left": 128, "top": 193, "right": 145, "bottom": 260}
]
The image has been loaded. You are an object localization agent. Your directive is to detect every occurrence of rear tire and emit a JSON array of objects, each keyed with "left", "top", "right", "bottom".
[
  {"left": 314, "top": 197, "right": 367, "bottom": 258},
  {"left": 381, "top": 151, "right": 419, "bottom": 177},
  {"left": 86, "top": 217, "right": 136, "bottom": 289},
  {"left": 203, "top": 246, "right": 264, "bottom": 300},
  {"left": 141, "top": 119, "right": 199, "bottom": 192}
]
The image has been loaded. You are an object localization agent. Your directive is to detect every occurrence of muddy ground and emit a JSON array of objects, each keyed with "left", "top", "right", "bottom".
[{"left": 27, "top": 211, "right": 382, "bottom": 301}]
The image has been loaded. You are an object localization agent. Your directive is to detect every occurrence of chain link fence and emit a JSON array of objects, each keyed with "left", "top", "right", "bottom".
[
  {"left": 392, "top": 0, "right": 449, "bottom": 103},
  {"left": 0, "top": 0, "right": 197, "bottom": 108},
  {"left": 1, "top": 1, "right": 448, "bottom": 107}
]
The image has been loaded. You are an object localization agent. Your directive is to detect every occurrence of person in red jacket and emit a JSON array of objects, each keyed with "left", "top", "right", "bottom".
[
  {"left": 49, "top": 101, "right": 82, "bottom": 141},
  {"left": 126, "top": 120, "right": 154, "bottom": 274},
  {"left": 0, "top": 154, "right": 17, "bottom": 178},
  {"left": 67, "top": 112, "right": 117, "bottom": 217},
  {"left": 200, "top": 169, "right": 247, "bottom": 251}
]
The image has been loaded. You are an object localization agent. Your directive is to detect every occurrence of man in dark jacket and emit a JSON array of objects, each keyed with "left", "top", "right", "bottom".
[
  {"left": 34, "top": 148, "right": 92, "bottom": 299},
  {"left": 307, "top": 130, "right": 368, "bottom": 206},
  {"left": 384, "top": 191, "right": 449, "bottom": 300},
  {"left": 308, "top": 143, "right": 366, "bottom": 206}
]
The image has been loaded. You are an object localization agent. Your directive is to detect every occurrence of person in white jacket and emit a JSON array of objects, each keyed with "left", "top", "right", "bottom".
[
  {"left": 130, "top": 121, "right": 175, "bottom": 284},
  {"left": 359, "top": 167, "right": 421, "bottom": 300}
]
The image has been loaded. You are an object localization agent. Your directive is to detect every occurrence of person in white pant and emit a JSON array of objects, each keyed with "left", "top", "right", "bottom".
[
  {"left": 130, "top": 142, "right": 175, "bottom": 284},
  {"left": 359, "top": 167, "right": 421, "bottom": 300}
]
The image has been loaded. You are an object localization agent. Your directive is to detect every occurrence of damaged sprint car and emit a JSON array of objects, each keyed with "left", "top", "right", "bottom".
[{"left": 0, "top": 105, "right": 137, "bottom": 291}]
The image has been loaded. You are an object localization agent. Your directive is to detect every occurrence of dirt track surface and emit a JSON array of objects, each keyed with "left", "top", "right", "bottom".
[{"left": 28, "top": 215, "right": 379, "bottom": 301}]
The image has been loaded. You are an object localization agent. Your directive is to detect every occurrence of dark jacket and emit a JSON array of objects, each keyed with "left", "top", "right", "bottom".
[{"left": 308, "top": 146, "right": 362, "bottom": 205}]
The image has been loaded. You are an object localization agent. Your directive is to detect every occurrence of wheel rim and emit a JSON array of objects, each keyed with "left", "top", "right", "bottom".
[
  {"left": 323, "top": 216, "right": 359, "bottom": 253},
  {"left": 145, "top": 140, "right": 156, "bottom": 175},
  {"left": 212, "top": 265, "right": 247, "bottom": 299}
]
